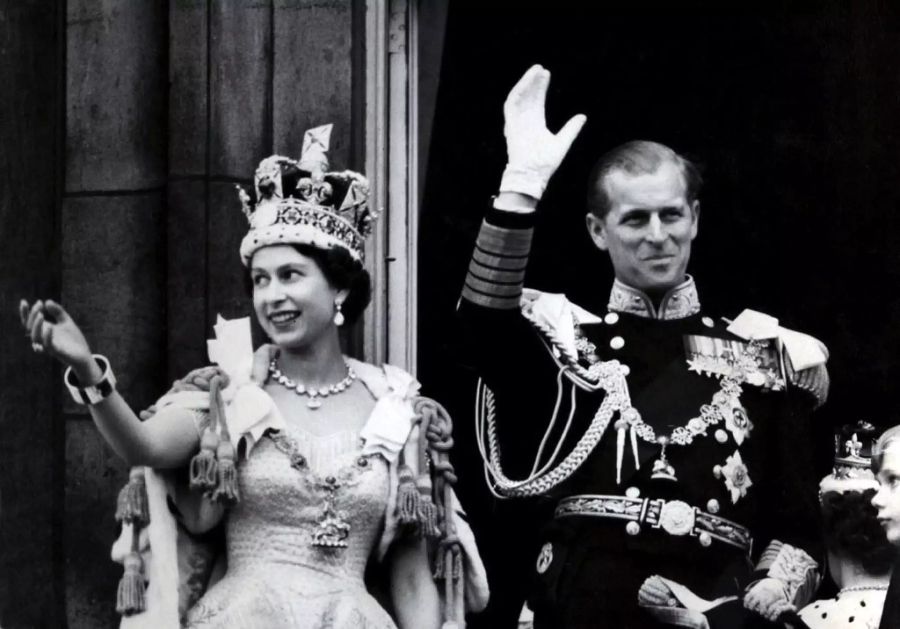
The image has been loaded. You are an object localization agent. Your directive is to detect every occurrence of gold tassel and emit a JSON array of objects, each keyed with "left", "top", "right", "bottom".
[
  {"left": 418, "top": 494, "right": 441, "bottom": 539},
  {"left": 211, "top": 440, "right": 240, "bottom": 506},
  {"left": 397, "top": 465, "right": 421, "bottom": 529},
  {"left": 189, "top": 428, "right": 219, "bottom": 491},
  {"left": 116, "top": 550, "right": 146, "bottom": 616},
  {"left": 433, "top": 542, "right": 462, "bottom": 581},
  {"left": 115, "top": 468, "right": 149, "bottom": 526},
  {"left": 433, "top": 545, "right": 447, "bottom": 580}
]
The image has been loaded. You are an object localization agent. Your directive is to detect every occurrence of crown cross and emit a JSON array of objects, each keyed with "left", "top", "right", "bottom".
[{"left": 845, "top": 433, "right": 863, "bottom": 459}]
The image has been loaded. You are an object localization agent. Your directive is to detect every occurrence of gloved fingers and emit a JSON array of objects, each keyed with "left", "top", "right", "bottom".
[
  {"left": 637, "top": 575, "right": 675, "bottom": 607},
  {"left": 762, "top": 600, "right": 795, "bottom": 622},
  {"left": 504, "top": 64, "right": 549, "bottom": 119},
  {"left": 554, "top": 113, "right": 587, "bottom": 154}
]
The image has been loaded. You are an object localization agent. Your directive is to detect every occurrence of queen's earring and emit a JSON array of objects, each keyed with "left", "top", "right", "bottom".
[{"left": 334, "top": 301, "right": 345, "bottom": 327}]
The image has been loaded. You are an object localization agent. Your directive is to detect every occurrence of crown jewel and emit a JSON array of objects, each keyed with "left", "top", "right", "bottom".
[
  {"left": 819, "top": 420, "right": 879, "bottom": 497},
  {"left": 238, "top": 124, "right": 376, "bottom": 264}
]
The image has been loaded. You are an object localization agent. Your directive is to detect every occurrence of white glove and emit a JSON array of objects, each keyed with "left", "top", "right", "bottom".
[
  {"left": 743, "top": 577, "right": 796, "bottom": 622},
  {"left": 499, "top": 64, "right": 587, "bottom": 200}
]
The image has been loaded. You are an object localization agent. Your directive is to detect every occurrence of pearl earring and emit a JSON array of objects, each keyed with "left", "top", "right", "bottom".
[{"left": 334, "top": 301, "right": 345, "bottom": 327}]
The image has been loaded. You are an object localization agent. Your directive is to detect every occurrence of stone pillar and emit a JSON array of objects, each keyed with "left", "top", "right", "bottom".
[{"left": 64, "top": 0, "right": 167, "bottom": 625}]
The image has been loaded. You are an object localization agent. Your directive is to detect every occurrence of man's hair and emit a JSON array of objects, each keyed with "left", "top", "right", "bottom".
[
  {"left": 873, "top": 425, "right": 900, "bottom": 474},
  {"left": 585, "top": 140, "right": 703, "bottom": 218}
]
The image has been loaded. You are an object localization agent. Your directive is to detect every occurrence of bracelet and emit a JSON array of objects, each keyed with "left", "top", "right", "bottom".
[{"left": 64, "top": 355, "right": 117, "bottom": 405}]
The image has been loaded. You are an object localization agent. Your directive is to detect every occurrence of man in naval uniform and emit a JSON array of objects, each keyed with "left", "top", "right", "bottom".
[{"left": 457, "top": 65, "right": 831, "bottom": 628}]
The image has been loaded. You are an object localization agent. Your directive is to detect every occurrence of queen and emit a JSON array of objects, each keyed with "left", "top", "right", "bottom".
[{"left": 20, "top": 125, "right": 488, "bottom": 628}]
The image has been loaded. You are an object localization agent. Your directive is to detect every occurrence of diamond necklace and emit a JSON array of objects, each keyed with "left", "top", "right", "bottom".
[{"left": 268, "top": 359, "right": 357, "bottom": 409}]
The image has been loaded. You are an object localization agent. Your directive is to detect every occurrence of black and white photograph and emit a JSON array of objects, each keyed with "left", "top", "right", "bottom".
[{"left": 3, "top": 1, "right": 900, "bottom": 627}]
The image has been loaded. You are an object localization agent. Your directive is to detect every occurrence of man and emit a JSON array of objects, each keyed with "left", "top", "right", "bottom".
[
  {"left": 458, "top": 65, "right": 830, "bottom": 628},
  {"left": 872, "top": 426, "right": 900, "bottom": 629}
]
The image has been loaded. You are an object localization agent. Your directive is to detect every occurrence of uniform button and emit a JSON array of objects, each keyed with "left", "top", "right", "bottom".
[
  {"left": 604, "top": 312, "right": 620, "bottom": 325},
  {"left": 715, "top": 429, "right": 728, "bottom": 444},
  {"left": 625, "top": 486, "right": 640, "bottom": 499},
  {"left": 626, "top": 521, "right": 641, "bottom": 536},
  {"left": 610, "top": 336, "right": 625, "bottom": 350},
  {"left": 707, "top": 499, "right": 720, "bottom": 514},
  {"left": 702, "top": 316, "right": 715, "bottom": 328}
]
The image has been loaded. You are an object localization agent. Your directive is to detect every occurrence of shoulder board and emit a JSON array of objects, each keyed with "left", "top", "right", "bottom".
[
  {"left": 727, "top": 308, "right": 828, "bottom": 370},
  {"left": 520, "top": 289, "right": 593, "bottom": 363}
]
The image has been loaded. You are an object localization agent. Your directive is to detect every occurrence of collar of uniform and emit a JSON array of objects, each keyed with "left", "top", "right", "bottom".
[{"left": 607, "top": 276, "right": 701, "bottom": 320}]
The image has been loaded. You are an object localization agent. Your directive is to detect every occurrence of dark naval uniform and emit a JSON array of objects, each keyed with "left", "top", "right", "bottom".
[{"left": 458, "top": 207, "right": 829, "bottom": 629}]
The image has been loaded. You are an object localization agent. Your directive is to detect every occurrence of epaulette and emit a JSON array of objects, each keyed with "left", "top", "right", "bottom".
[{"left": 519, "top": 289, "right": 606, "bottom": 387}]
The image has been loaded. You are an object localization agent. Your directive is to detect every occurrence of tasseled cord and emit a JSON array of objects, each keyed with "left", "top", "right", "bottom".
[
  {"left": 413, "top": 396, "right": 466, "bottom": 627},
  {"left": 397, "top": 464, "right": 421, "bottom": 528},
  {"left": 115, "top": 467, "right": 150, "bottom": 527},
  {"left": 209, "top": 376, "right": 239, "bottom": 505},
  {"left": 416, "top": 475, "right": 441, "bottom": 539},
  {"left": 190, "top": 427, "right": 219, "bottom": 492},
  {"left": 115, "top": 467, "right": 150, "bottom": 616},
  {"left": 116, "top": 532, "right": 146, "bottom": 616},
  {"left": 396, "top": 444, "right": 441, "bottom": 538},
  {"left": 188, "top": 375, "right": 239, "bottom": 505}
]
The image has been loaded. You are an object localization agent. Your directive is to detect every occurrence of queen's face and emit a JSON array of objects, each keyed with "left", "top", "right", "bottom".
[{"left": 250, "top": 245, "right": 344, "bottom": 350}]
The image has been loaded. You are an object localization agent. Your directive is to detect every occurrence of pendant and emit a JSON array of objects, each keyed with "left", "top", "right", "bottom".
[
  {"left": 306, "top": 397, "right": 322, "bottom": 410},
  {"left": 650, "top": 441, "right": 677, "bottom": 482},
  {"left": 311, "top": 511, "right": 351, "bottom": 548},
  {"left": 311, "top": 475, "right": 350, "bottom": 549}
]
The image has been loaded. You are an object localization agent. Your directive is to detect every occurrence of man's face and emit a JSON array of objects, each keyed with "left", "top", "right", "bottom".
[
  {"left": 872, "top": 440, "right": 900, "bottom": 546},
  {"left": 586, "top": 160, "right": 699, "bottom": 294}
]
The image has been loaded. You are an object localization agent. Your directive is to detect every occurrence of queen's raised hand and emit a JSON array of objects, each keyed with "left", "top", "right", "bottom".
[{"left": 20, "top": 299, "right": 99, "bottom": 381}]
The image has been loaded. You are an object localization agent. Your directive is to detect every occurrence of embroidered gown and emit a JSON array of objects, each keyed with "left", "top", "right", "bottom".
[
  {"left": 113, "top": 330, "right": 489, "bottom": 629},
  {"left": 184, "top": 427, "right": 397, "bottom": 628}
]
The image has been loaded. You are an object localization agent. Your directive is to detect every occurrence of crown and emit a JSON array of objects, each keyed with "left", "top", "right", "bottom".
[
  {"left": 237, "top": 124, "right": 376, "bottom": 264},
  {"left": 819, "top": 420, "right": 879, "bottom": 497}
]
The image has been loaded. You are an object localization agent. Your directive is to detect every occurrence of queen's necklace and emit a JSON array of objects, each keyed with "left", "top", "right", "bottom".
[
  {"left": 269, "top": 359, "right": 357, "bottom": 409},
  {"left": 574, "top": 322, "right": 763, "bottom": 483}
]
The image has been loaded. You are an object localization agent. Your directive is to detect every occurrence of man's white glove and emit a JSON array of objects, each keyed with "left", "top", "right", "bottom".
[
  {"left": 743, "top": 577, "right": 796, "bottom": 622},
  {"left": 499, "top": 64, "right": 587, "bottom": 200}
]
